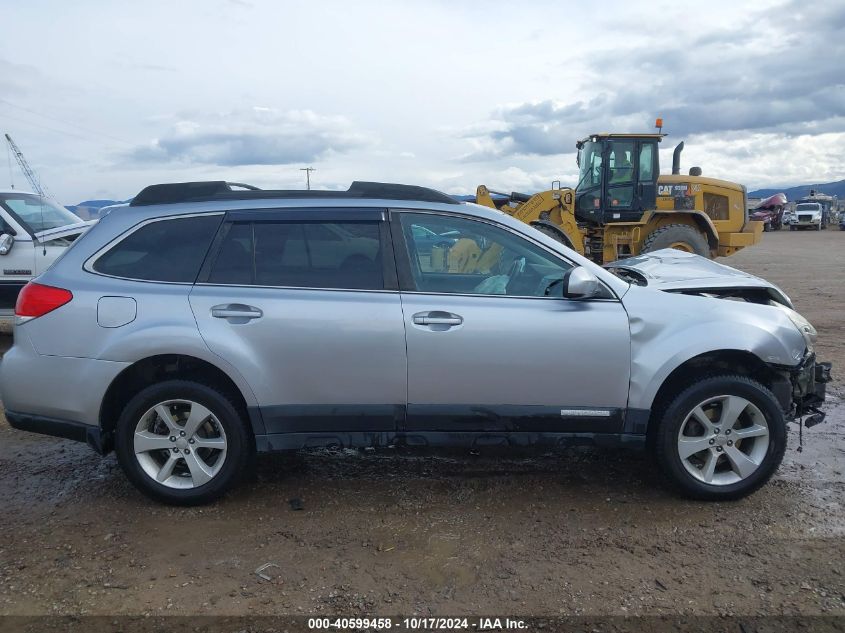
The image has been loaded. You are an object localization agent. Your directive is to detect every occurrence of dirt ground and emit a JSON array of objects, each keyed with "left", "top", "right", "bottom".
[{"left": 0, "top": 229, "right": 843, "bottom": 621}]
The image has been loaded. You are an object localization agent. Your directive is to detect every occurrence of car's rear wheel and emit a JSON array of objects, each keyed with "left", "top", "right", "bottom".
[
  {"left": 653, "top": 375, "right": 786, "bottom": 500},
  {"left": 115, "top": 380, "right": 252, "bottom": 505}
]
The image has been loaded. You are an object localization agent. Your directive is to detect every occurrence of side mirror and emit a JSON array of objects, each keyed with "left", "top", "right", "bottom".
[
  {"left": 547, "top": 266, "right": 600, "bottom": 299},
  {"left": 0, "top": 233, "right": 14, "bottom": 256}
]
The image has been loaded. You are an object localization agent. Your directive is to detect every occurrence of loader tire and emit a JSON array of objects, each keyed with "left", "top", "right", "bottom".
[
  {"left": 530, "top": 222, "right": 575, "bottom": 250},
  {"left": 641, "top": 224, "right": 710, "bottom": 257}
]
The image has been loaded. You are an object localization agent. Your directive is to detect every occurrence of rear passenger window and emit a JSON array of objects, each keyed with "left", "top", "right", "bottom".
[
  {"left": 207, "top": 222, "right": 253, "bottom": 285},
  {"left": 207, "top": 221, "right": 384, "bottom": 290},
  {"left": 93, "top": 215, "right": 221, "bottom": 282}
]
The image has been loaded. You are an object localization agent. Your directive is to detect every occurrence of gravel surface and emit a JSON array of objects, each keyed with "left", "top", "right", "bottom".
[{"left": 0, "top": 228, "right": 843, "bottom": 618}]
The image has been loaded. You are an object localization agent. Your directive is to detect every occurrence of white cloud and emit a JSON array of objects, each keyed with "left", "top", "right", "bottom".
[
  {"left": 127, "top": 108, "right": 372, "bottom": 166},
  {"left": 0, "top": 0, "right": 842, "bottom": 203}
]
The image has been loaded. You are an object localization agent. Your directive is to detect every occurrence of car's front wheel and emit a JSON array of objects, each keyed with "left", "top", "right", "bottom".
[
  {"left": 115, "top": 380, "right": 252, "bottom": 505},
  {"left": 653, "top": 375, "right": 786, "bottom": 500}
]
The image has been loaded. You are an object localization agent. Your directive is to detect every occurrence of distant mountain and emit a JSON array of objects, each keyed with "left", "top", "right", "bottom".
[{"left": 748, "top": 179, "right": 845, "bottom": 201}]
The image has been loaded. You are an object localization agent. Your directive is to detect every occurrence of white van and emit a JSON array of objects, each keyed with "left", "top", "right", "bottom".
[{"left": 0, "top": 190, "right": 96, "bottom": 331}]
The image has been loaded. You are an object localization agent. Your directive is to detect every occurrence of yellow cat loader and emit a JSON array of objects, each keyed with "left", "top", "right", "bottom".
[{"left": 476, "top": 133, "right": 762, "bottom": 263}]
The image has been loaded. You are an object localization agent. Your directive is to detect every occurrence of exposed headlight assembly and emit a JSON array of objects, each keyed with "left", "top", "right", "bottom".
[{"left": 777, "top": 305, "right": 817, "bottom": 354}]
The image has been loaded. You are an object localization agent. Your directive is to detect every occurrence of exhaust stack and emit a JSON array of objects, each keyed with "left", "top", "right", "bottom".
[{"left": 672, "top": 142, "right": 684, "bottom": 175}]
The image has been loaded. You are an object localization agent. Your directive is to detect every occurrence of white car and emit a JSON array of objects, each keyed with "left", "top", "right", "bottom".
[{"left": 0, "top": 190, "right": 96, "bottom": 331}]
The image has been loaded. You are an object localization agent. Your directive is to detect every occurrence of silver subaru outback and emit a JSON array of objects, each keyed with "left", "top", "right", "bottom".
[{"left": 0, "top": 181, "right": 831, "bottom": 505}]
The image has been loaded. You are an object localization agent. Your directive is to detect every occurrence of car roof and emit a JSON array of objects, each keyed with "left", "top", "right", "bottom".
[
  {"left": 111, "top": 179, "right": 475, "bottom": 221},
  {"left": 130, "top": 180, "right": 459, "bottom": 207},
  {"left": 112, "top": 195, "right": 469, "bottom": 219},
  {"left": 0, "top": 189, "right": 38, "bottom": 196}
]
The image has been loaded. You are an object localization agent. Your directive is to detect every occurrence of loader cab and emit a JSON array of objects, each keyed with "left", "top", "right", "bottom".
[{"left": 574, "top": 134, "right": 662, "bottom": 225}]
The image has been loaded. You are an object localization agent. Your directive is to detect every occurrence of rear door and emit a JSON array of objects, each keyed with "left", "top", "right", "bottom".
[
  {"left": 190, "top": 208, "right": 407, "bottom": 437},
  {"left": 393, "top": 210, "right": 631, "bottom": 435}
]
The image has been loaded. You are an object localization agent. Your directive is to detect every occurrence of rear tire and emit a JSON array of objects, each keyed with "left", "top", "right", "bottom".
[
  {"left": 653, "top": 375, "right": 786, "bottom": 501},
  {"left": 115, "top": 380, "right": 252, "bottom": 505},
  {"left": 641, "top": 224, "right": 710, "bottom": 257}
]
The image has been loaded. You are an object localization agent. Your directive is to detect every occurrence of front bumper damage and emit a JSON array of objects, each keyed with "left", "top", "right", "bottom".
[{"left": 778, "top": 355, "right": 832, "bottom": 427}]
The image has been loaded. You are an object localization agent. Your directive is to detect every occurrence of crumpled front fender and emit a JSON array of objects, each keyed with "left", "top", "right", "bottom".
[{"left": 622, "top": 286, "right": 806, "bottom": 411}]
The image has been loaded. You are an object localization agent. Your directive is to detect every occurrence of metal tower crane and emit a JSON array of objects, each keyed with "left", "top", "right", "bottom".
[{"left": 4, "top": 133, "right": 49, "bottom": 198}]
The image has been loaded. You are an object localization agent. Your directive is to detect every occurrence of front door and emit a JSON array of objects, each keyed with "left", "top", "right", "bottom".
[
  {"left": 393, "top": 211, "right": 631, "bottom": 434},
  {"left": 190, "top": 209, "right": 407, "bottom": 437}
]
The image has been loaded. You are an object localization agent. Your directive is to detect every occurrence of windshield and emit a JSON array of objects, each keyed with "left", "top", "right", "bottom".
[
  {"left": 795, "top": 203, "right": 821, "bottom": 212},
  {"left": 0, "top": 193, "right": 82, "bottom": 233}
]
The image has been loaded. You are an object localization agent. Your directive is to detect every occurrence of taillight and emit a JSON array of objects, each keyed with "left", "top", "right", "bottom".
[{"left": 15, "top": 282, "right": 73, "bottom": 319}]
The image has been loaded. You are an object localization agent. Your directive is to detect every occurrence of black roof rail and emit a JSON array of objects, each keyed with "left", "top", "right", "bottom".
[{"left": 130, "top": 180, "right": 459, "bottom": 207}]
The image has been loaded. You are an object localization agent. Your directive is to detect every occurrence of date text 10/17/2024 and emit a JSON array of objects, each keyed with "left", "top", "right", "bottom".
[{"left": 307, "top": 617, "right": 528, "bottom": 630}]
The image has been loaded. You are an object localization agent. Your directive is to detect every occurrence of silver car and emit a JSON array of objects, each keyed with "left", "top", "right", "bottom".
[{"left": 0, "top": 181, "right": 831, "bottom": 505}]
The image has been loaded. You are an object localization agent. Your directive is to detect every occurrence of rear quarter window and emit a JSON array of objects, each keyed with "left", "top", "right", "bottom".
[{"left": 93, "top": 214, "right": 222, "bottom": 282}]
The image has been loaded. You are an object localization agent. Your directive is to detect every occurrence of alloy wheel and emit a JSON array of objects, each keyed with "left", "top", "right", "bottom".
[
  {"left": 677, "top": 394, "right": 770, "bottom": 485},
  {"left": 133, "top": 399, "right": 228, "bottom": 489}
]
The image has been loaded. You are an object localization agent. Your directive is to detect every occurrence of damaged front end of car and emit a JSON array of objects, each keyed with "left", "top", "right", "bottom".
[
  {"left": 767, "top": 353, "right": 832, "bottom": 450},
  {"left": 609, "top": 249, "right": 833, "bottom": 435},
  {"left": 782, "top": 355, "right": 832, "bottom": 426}
]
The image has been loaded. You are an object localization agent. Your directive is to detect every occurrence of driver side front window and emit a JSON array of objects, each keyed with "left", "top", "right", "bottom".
[{"left": 399, "top": 213, "right": 573, "bottom": 297}]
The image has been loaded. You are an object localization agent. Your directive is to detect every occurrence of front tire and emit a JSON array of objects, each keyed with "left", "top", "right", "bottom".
[
  {"left": 115, "top": 380, "right": 252, "bottom": 505},
  {"left": 653, "top": 375, "right": 786, "bottom": 500},
  {"left": 641, "top": 224, "right": 710, "bottom": 257},
  {"left": 529, "top": 222, "right": 576, "bottom": 250}
]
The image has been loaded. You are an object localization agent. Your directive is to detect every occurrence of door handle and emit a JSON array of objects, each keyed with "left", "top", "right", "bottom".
[
  {"left": 412, "top": 311, "right": 463, "bottom": 326},
  {"left": 211, "top": 304, "right": 263, "bottom": 320}
]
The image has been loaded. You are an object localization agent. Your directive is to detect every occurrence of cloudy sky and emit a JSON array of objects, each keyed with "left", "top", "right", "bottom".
[{"left": 1, "top": 0, "right": 843, "bottom": 203}]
